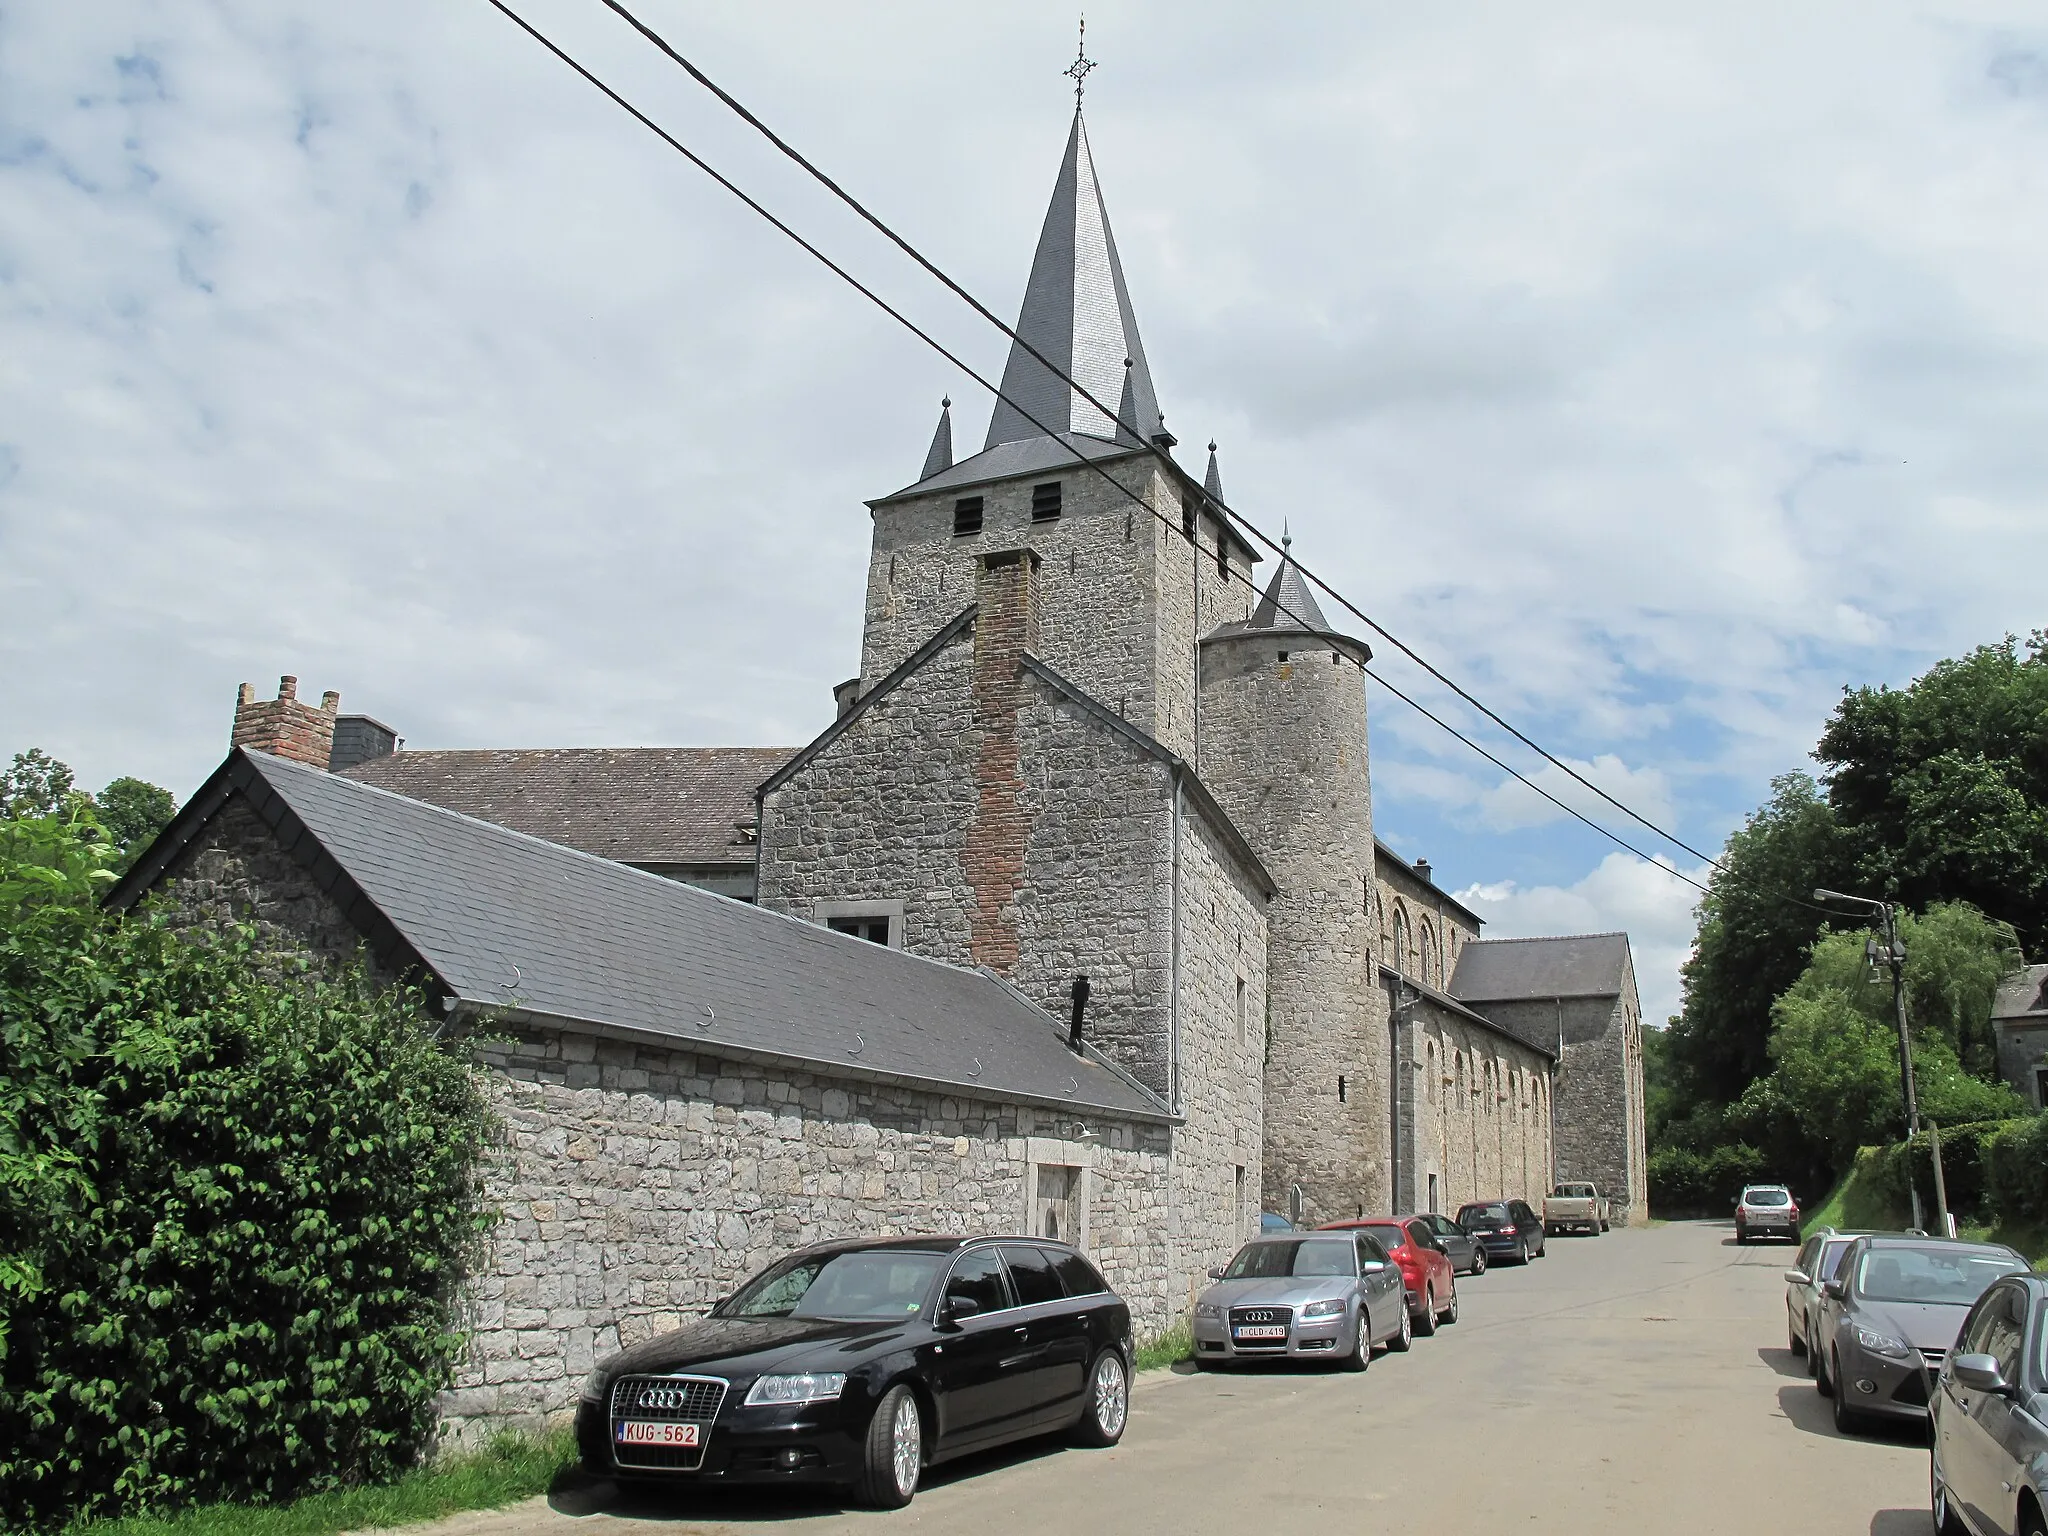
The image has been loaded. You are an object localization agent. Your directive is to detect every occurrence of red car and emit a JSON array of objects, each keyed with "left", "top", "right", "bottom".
[{"left": 1317, "top": 1216, "right": 1459, "bottom": 1334}]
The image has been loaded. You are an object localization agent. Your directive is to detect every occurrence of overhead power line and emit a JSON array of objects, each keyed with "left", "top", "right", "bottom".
[{"left": 481, "top": 0, "right": 1795, "bottom": 908}]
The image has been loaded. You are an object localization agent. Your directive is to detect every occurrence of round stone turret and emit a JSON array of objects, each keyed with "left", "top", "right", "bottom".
[{"left": 1198, "top": 545, "right": 1387, "bottom": 1224}]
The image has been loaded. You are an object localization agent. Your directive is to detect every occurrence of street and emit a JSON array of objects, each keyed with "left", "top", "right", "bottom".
[{"left": 424, "top": 1220, "right": 1935, "bottom": 1536}]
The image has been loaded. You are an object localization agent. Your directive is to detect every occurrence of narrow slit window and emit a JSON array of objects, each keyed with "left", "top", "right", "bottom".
[
  {"left": 952, "top": 496, "right": 984, "bottom": 536},
  {"left": 1031, "top": 481, "right": 1062, "bottom": 521},
  {"left": 1181, "top": 500, "right": 1196, "bottom": 543}
]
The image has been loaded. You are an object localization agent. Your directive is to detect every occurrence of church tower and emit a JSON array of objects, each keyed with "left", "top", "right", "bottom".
[
  {"left": 1199, "top": 539, "right": 1392, "bottom": 1224},
  {"left": 854, "top": 108, "right": 1260, "bottom": 757}
]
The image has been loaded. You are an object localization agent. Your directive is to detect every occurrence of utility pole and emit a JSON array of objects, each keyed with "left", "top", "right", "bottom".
[{"left": 1814, "top": 889, "right": 1926, "bottom": 1231}]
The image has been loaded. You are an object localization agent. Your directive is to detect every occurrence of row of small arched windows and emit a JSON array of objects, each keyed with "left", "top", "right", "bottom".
[{"left": 1423, "top": 1039, "right": 1549, "bottom": 1123}]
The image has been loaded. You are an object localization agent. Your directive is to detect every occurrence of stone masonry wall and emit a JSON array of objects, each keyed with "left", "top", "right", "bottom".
[
  {"left": 1376, "top": 856, "right": 1480, "bottom": 994},
  {"left": 1404, "top": 1002, "right": 1552, "bottom": 1215},
  {"left": 447, "top": 1026, "right": 1174, "bottom": 1440}
]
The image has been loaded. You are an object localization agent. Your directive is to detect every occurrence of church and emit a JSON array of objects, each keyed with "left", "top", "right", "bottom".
[{"left": 115, "top": 96, "right": 1645, "bottom": 1435}]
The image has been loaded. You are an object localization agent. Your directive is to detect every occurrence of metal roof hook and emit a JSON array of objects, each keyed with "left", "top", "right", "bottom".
[
  {"left": 849, "top": 1032, "right": 865, "bottom": 1057},
  {"left": 699, "top": 1003, "right": 715, "bottom": 1030},
  {"left": 968, "top": 1056, "right": 983, "bottom": 1077},
  {"left": 1064, "top": 1076, "right": 1078, "bottom": 1098}
]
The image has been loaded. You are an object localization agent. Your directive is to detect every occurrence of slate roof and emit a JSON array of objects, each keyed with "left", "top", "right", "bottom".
[
  {"left": 340, "top": 746, "right": 793, "bottom": 868},
  {"left": 1993, "top": 963, "right": 2048, "bottom": 1023},
  {"left": 1450, "top": 933, "right": 1633, "bottom": 1002},
  {"left": 983, "top": 111, "right": 1167, "bottom": 452},
  {"left": 112, "top": 751, "right": 1173, "bottom": 1122},
  {"left": 1249, "top": 546, "right": 1333, "bottom": 632},
  {"left": 1380, "top": 965, "right": 1553, "bottom": 1061},
  {"left": 873, "top": 431, "right": 1140, "bottom": 504}
]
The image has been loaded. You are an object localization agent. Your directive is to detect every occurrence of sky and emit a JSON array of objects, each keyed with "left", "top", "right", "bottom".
[{"left": 5, "top": 2, "right": 2047, "bottom": 1028}]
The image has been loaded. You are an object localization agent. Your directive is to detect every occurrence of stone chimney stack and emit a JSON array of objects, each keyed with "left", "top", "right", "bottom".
[{"left": 232, "top": 675, "right": 341, "bottom": 769}]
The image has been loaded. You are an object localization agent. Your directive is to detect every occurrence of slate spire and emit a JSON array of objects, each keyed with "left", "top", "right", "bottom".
[
  {"left": 1204, "top": 440, "right": 1223, "bottom": 501},
  {"left": 920, "top": 396, "right": 954, "bottom": 481},
  {"left": 984, "top": 111, "right": 1168, "bottom": 452},
  {"left": 1249, "top": 523, "right": 1332, "bottom": 632}
]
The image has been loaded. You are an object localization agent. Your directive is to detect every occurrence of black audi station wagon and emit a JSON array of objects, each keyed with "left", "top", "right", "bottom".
[{"left": 575, "top": 1235, "right": 1133, "bottom": 1508}]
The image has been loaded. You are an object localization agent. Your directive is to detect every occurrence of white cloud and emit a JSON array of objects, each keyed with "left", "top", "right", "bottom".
[
  {"left": 1473, "top": 754, "right": 1676, "bottom": 835},
  {"left": 1454, "top": 854, "right": 1710, "bottom": 1028}
]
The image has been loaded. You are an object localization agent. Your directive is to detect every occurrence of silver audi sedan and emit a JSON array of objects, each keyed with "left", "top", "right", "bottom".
[{"left": 1191, "top": 1230, "right": 1409, "bottom": 1370}]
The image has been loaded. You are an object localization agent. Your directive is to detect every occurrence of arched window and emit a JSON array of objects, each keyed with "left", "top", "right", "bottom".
[
  {"left": 1426, "top": 1041, "right": 1437, "bottom": 1101},
  {"left": 1419, "top": 918, "right": 1438, "bottom": 987},
  {"left": 1392, "top": 905, "right": 1409, "bottom": 978}
]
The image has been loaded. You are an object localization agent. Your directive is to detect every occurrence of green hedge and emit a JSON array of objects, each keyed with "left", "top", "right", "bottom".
[
  {"left": 1, "top": 812, "right": 499, "bottom": 1529},
  {"left": 1861, "top": 1113, "right": 2048, "bottom": 1230},
  {"left": 1648, "top": 1142, "right": 1770, "bottom": 1214},
  {"left": 1983, "top": 1113, "right": 2048, "bottom": 1224}
]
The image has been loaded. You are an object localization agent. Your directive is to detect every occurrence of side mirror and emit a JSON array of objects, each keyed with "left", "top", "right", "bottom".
[
  {"left": 1822, "top": 1278, "right": 1847, "bottom": 1302},
  {"left": 1207, "top": 1266, "right": 1224, "bottom": 1279},
  {"left": 941, "top": 1295, "right": 981, "bottom": 1326},
  {"left": 1782, "top": 1270, "right": 1811, "bottom": 1287},
  {"left": 1359, "top": 1259, "right": 1389, "bottom": 1274},
  {"left": 1951, "top": 1353, "right": 2011, "bottom": 1395}
]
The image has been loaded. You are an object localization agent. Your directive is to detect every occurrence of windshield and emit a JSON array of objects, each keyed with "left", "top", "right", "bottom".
[
  {"left": 1222, "top": 1240, "right": 1357, "bottom": 1279},
  {"left": 1555, "top": 1184, "right": 1596, "bottom": 1198},
  {"left": 722, "top": 1249, "right": 946, "bottom": 1320},
  {"left": 1853, "top": 1246, "right": 2025, "bottom": 1305},
  {"left": 1459, "top": 1204, "right": 1511, "bottom": 1225},
  {"left": 1744, "top": 1189, "right": 1790, "bottom": 1206}
]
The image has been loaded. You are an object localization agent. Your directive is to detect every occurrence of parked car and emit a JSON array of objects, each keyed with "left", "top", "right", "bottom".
[
  {"left": 1456, "top": 1199, "right": 1547, "bottom": 1265},
  {"left": 1192, "top": 1230, "right": 1410, "bottom": 1369},
  {"left": 1415, "top": 1211, "right": 1488, "bottom": 1276},
  {"left": 1812, "top": 1233, "right": 2029, "bottom": 1436},
  {"left": 1782, "top": 1228, "right": 1870, "bottom": 1362},
  {"left": 575, "top": 1234, "right": 1132, "bottom": 1508},
  {"left": 1930, "top": 1270, "right": 2048, "bottom": 1536},
  {"left": 1259, "top": 1212, "right": 1296, "bottom": 1233},
  {"left": 1318, "top": 1216, "right": 1460, "bottom": 1332},
  {"left": 1734, "top": 1184, "right": 1801, "bottom": 1244},
  {"left": 1543, "top": 1181, "right": 1610, "bottom": 1236}
]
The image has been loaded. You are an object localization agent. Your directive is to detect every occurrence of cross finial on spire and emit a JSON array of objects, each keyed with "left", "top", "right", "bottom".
[
  {"left": 1283, "top": 518, "right": 1292, "bottom": 554},
  {"left": 1064, "top": 16, "right": 1095, "bottom": 108}
]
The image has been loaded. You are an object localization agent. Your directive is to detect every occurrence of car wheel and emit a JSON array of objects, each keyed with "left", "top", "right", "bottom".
[
  {"left": 1339, "top": 1311, "right": 1371, "bottom": 1373},
  {"left": 1788, "top": 1313, "right": 1805, "bottom": 1356},
  {"left": 1414, "top": 1286, "right": 1438, "bottom": 1337},
  {"left": 1441, "top": 1282, "right": 1459, "bottom": 1326},
  {"left": 857, "top": 1384, "right": 922, "bottom": 1509},
  {"left": 1736, "top": 1225, "right": 1749, "bottom": 1245},
  {"left": 1387, "top": 1300, "right": 1414, "bottom": 1352},
  {"left": 1471, "top": 1247, "right": 1487, "bottom": 1276},
  {"left": 1814, "top": 1339, "right": 1834, "bottom": 1397},
  {"left": 1599, "top": 1219, "right": 1610, "bottom": 1233},
  {"left": 1805, "top": 1326, "right": 1821, "bottom": 1378},
  {"left": 1828, "top": 1357, "right": 1865, "bottom": 1434},
  {"left": 1072, "top": 1349, "right": 1129, "bottom": 1446},
  {"left": 1932, "top": 1456, "right": 1969, "bottom": 1536},
  {"left": 2018, "top": 1498, "right": 2047, "bottom": 1536}
]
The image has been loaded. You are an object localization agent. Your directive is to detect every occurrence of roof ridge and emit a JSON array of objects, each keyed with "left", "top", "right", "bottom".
[{"left": 1462, "top": 932, "right": 1629, "bottom": 946}]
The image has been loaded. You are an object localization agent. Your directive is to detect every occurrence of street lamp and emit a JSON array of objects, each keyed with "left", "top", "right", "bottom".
[{"left": 1813, "top": 888, "right": 1927, "bottom": 1231}]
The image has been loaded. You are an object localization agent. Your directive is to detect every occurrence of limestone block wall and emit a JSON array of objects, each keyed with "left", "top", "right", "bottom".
[
  {"left": 448, "top": 1027, "right": 1175, "bottom": 1439},
  {"left": 1402, "top": 1006, "right": 1553, "bottom": 1214},
  {"left": 1375, "top": 855, "right": 1480, "bottom": 993}
]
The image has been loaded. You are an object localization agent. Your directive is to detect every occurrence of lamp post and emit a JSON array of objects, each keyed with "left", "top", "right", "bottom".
[{"left": 1813, "top": 889, "right": 1927, "bottom": 1231}]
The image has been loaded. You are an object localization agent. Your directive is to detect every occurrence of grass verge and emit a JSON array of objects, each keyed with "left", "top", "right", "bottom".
[
  {"left": 1802, "top": 1157, "right": 2048, "bottom": 1268},
  {"left": 67, "top": 1430, "right": 578, "bottom": 1536},
  {"left": 1134, "top": 1319, "right": 1193, "bottom": 1372}
]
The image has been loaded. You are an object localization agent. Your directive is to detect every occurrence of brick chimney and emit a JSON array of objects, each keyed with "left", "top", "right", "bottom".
[
  {"left": 964, "top": 550, "right": 1041, "bottom": 974},
  {"left": 232, "top": 675, "right": 341, "bottom": 769}
]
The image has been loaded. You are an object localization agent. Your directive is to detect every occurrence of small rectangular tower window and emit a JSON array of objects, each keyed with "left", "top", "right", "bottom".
[
  {"left": 1181, "top": 499, "right": 1196, "bottom": 543},
  {"left": 952, "top": 496, "right": 984, "bottom": 536},
  {"left": 1217, "top": 537, "right": 1229, "bottom": 579},
  {"left": 1235, "top": 975, "right": 1248, "bottom": 1043},
  {"left": 827, "top": 915, "right": 891, "bottom": 945},
  {"left": 1031, "top": 481, "right": 1063, "bottom": 521}
]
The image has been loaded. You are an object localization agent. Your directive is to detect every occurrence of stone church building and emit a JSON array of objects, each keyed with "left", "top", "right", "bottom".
[{"left": 115, "top": 103, "right": 1645, "bottom": 1432}]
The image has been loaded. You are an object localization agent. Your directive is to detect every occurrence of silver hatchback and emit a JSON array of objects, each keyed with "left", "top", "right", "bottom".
[{"left": 1192, "top": 1231, "right": 1409, "bottom": 1370}]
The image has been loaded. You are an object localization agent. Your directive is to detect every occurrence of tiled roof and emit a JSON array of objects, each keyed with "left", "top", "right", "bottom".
[
  {"left": 1993, "top": 963, "right": 2048, "bottom": 1022},
  {"left": 113, "top": 751, "right": 1174, "bottom": 1122},
  {"left": 1450, "top": 933, "right": 1634, "bottom": 1002},
  {"left": 341, "top": 746, "right": 793, "bottom": 867}
]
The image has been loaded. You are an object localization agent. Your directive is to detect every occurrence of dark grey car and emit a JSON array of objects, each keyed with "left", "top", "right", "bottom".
[
  {"left": 1191, "top": 1232, "right": 1409, "bottom": 1370},
  {"left": 1930, "top": 1272, "right": 2048, "bottom": 1536},
  {"left": 1815, "top": 1234, "right": 2029, "bottom": 1435},
  {"left": 1417, "top": 1213, "right": 1487, "bottom": 1276}
]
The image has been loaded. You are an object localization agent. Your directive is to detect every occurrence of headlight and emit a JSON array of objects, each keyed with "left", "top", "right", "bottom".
[
  {"left": 744, "top": 1372, "right": 848, "bottom": 1406},
  {"left": 1301, "top": 1298, "right": 1347, "bottom": 1319},
  {"left": 1853, "top": 1327, "right": 1913, "bottom": 1361},
  {"left": 1194, "top": 1302, "right": 1220, "bottom": 1319},
  {"left": 579, "top": 1366, "right": 608, "bottom": 1404}
]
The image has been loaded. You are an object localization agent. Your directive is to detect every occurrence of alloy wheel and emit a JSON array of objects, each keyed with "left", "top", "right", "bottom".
[
  {"left": 1444, "top": 1282, "right": 1459, "bottom": 1324},
  {"left": 1091, "top": 1351, "right": 1128, "bottom": 1439},
  {"left": 889, "top": 1392, "right": 921, "bottom": 1497},
  {"left": 1471, "top": 1248, "right": 1486, "bottom": 1276}
]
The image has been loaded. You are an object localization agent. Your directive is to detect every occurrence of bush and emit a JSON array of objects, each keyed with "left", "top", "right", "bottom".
[
  {"left": 0, "top": 811, "right": 499, "bottom": 1529},
  {"left": 1865, "top": 1119, "right": 2018, "bottom": 1220},
  {"left": 1985, "top": 1113, "right": 2048, "bottom": 1225},
  {"left": 1648, "top": 1142, "right": 1769, "bottom": 1215}
]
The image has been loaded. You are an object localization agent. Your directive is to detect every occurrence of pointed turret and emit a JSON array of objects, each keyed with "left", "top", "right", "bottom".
[
  {"left": 1204, "top": 440, "right": 1223, "bottom": 501},
  {"left": 1249, "top": 527, "right": 1332, "bottom": 632},
  {"left": 984, "top": 112, "right": 1168, "bottom": 452},
  {"left": 920, "top": 397, "right": 954, "bottom": 481}
]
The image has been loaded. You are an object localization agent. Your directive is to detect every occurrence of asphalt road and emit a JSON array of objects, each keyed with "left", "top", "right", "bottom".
[{"left": 426, "top": 1221, "right": 1935, "bottom": 1536}]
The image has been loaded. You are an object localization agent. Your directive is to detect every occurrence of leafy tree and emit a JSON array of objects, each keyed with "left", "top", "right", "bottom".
[
  {"left": 96, "top": 776, "right": 178, "bottom": 860},
  {"left": 0, "top": 751, "right": 76, "bottom": 819}
]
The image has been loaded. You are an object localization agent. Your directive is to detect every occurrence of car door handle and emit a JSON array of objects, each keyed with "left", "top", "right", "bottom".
[{"left": 1011, "top": 1325, "right": 1030, "bottom": 1339}]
